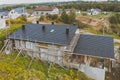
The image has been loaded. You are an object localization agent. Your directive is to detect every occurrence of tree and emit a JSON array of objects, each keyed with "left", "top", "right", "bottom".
[
  {"left": 109, "top": 13, "right": 120, "bottom": 24},
  {"left": 46, "top": 14, "right": 58, "bottom": 20},
  {"left": 39, "top": 16, "right": 45, "bottom": 21},
  {"left": 68, "top": 9, "right": 76, "bottom": 24},
  {"left": 60, "top": 9, "right": 68, "bottom": 23},
  {"left": 61, "top": 9, "right": 76, "bottom": 24},
  {"left": 109, "top": 13, "right": 120, "bottom": 35},
  {"left": 19, "top": 15, "right": 27, "bottom": 22}
]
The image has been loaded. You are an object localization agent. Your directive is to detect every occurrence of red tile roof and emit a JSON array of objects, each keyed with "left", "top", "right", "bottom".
[{"left": 35, "top": 6, "right": 56, "bottom": 11}]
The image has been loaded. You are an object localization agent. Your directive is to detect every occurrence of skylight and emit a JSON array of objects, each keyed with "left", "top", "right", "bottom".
[{"left": 50, "top": 29, "right": 55, "bottom": 32}]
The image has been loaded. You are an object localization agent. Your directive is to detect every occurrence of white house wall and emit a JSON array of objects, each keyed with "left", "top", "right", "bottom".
[
  {"left": 51, "top": 8, "right": 59, "bottom": 14},
  {"left": 40, "top": 45, "right": 64, "bottom": 64},
  {"left": 40, "top": 48, "right": 48, "bottom": 60},
  {"left": 33, "top": 8, "right": 59, "bottom": 16},
  {"left": 9, "top": 10, "right": 21, "bottom": 19},
  {"left": 9, "top": 9, "right": 28, "bottom": 19},
  {"left": 0, "top": 13, "right": 8, "bottom": 19},
  {"left": 0, "top": 19, "right": 6, "bottom": 29}
]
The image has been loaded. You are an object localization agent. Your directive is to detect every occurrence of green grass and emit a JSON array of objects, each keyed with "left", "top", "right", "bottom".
[
  {"left": 114, "top": 42, "right": 120, "bottom": 46},
  {"left": 0, "top": 53, "right": 92, "bottom": 80},
  {"left": 84, "top": 27, "right": 101, "bottom": 34},
  {"left": 83, "top": 26, "right": 120, "bottom": 39}
]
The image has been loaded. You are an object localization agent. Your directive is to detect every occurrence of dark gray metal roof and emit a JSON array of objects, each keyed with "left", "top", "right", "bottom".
[
  {"left": 8, "top": 24, "right": 77, "bottom": 46},
  {"left": 74, "top": 34, "right": 114, "bottom": 59}
]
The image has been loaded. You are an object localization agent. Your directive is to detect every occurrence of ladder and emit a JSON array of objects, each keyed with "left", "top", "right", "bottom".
[{"left": 14, "top": 49, "right": 23, "bottom": 61}]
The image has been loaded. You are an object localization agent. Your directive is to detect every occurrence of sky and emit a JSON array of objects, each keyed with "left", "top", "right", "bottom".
[{"left": 0, "top": 0, "right": 119, "bottom": 5}]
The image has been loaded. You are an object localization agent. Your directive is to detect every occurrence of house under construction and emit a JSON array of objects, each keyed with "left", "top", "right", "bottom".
[{"left": 4, "top": 23, "right": 114, "bottom": 80}]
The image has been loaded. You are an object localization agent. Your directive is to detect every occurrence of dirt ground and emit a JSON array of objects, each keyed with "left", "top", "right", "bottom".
[{"left": 76, "top": 16, "right": 108, "bottom": 30}]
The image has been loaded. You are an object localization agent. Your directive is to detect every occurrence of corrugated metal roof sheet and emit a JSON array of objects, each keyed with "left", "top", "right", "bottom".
[
  {"left": 8, "top": 24, "right": 77, "bottom": 46},
  {"left": 74, "top": 34, "right": 114, "bottom": 59}
]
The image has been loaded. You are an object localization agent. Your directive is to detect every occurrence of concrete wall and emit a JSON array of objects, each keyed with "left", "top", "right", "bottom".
[
  {"left": 79, "top": 64, "right": 105, "bottom": 80},
  {"left": 14, "top": 40, "right": 64, "bottom": 64}
]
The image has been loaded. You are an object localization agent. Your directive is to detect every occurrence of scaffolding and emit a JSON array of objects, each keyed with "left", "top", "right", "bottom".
[{"left": 0, "top": 39, "right": 10, "bottom": 55}]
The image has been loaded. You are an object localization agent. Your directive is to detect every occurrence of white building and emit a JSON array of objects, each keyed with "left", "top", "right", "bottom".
[
  {"left": 33, "top": 6, "right": 59, "bottom": 16},
  {"left": 60, "top": 9, "right": 80, "bottom": 14},
  {"left": 8, "top": 8, "right": 28, "bottom": 19},
  {"left": 76, "top": 10, "right": 81, "bottom": 14},
  {"left": 87, "top": 8, "right": 101, "bottom": 15},
  {"left": 0, "top": 19, "right": 6, "bottom": 29}
]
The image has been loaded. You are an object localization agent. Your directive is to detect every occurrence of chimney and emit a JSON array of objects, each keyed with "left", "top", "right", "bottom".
[
  {"left": 42, "top": 25, "right": 46, "bottom": 31},
  {"left": 22, "top": 24, "right": 25, "bottom": 31},
  {"left": 51, "top": 22, "right": 54, "bottom": 25},
  {"left": 36, "top": 21, "right": 39, "bottom": 24},
  {"left": 73, "top": 23, "right": 76, "bottom": 26},
  {"left": 66, "top": 27, "right": 69, "bottom": 35}
]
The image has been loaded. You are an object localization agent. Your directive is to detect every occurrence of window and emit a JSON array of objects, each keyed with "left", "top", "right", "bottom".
[
  {"left": 41, "top": 12, "right": 44, "bottom": 14},
  {"left": 11, "top": 11, "right": 13, "bottom": 14},
  {"left": 1, "top": 16, "right": 3, "bottom": 19},
  {"left": 46, "top": 13, "right": 48, "bottom": 15},
  {"left": 36, "top": 11, "right": 38, "bottom": 15},
  {"left": 26, "top": 42, "right": 33, "bottom": 49}
]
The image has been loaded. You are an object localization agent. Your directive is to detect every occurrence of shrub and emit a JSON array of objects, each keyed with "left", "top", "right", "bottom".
[
  {"left": 109, "top": 13, "right": 120, "bottom": 24},
  {"left": 60, "top": 9, "right": 76, "bottom": 24},
  {"left": 46, "top": 14, "right": 58, "bottom": 20},
  {"left": 39, "top": 16, "right": 45, "bottom": 21}
]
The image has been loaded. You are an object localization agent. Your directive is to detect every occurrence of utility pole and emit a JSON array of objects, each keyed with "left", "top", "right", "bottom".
[
  {"left": 8, "top": 15, "right": 11, "bottom": 28},
  {"left": 103, "top": 26, "right": 105, "bottom": 36}
]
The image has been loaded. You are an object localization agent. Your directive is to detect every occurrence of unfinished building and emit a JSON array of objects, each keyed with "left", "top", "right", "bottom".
[
  {"left": 3, "top": 23, "right": 114, "bottom": 80},
  {"left": 4, "top": 23, "right": 79, "bottom": 64}
]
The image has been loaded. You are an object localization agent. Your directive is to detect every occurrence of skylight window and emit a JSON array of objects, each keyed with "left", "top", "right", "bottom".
[{"left": 50, "top": 29, "right": 55, "bottom": 32}]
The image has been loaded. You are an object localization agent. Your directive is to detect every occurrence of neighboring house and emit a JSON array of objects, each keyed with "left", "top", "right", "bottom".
[
  {"left": 33, "top": 6, "right": 59, "bottom": 16},
  {"left": 87, "top": 8, "right": 101, "bottom": 15},
  {"left": 65, "top": 9, "right": 71, "bottom": 14},
  {"left": 60, "top": 9, "right": 80, "bottom": 14},
  {"left": 4, "top": 23, "right": 114, "bottom": 80},
  {"left": 76, "top": 10, "right": 81, "bottom": 14},
  {"left": 0, "top": 9, "right": 8, "bottom": 19},
  {"left": 8, "top": 8, "right": 28, "bottom": 19},
  {"left": 0, "top": 19, "right": 6, "bottom": 29}
]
